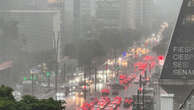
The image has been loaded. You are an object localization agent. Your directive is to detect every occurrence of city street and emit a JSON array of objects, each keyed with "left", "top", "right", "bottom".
[
  {"left": 1, "top": 0, "right": 192, "bottom": 110},
  {"left": 28, "top": 22, "right": 167, "bottom": 110},
  {"left": 66, "top": 80, "right": 139, "bottom": 110}
]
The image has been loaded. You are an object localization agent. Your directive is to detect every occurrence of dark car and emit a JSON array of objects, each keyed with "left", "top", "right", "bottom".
[
  {"left": 123, "top": 97, "right": 134, "bottom": 108},
  {"left": 112, "top": 89, "right": 119, "bottom": 96},
  {"left": 111, "top": 83, "right": 125, "bottom": 89}
]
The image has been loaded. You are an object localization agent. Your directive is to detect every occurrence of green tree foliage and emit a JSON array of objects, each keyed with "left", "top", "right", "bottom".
[
  {"left": 0, "top": 85, "right": 15, "bottom": 101},
  {"left": 0, "top": 85, "right": 61, "bottom": 110}
]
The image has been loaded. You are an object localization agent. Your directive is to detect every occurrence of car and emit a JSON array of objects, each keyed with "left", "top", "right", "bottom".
[
  {"left": 81, "top": 102, "right": 91, "bottom": 110},
  {"left": 133, "top": 77, "right": 139, "bottom": 84},
  {"left": 131, "top": 74, "right": 137, "bottom": 79},
  {"left": 96, "top": 97, "right": 110, "bottom": 109},
  {"left": 127, "top": 75, "right": 136, "bottom": 83},
  {"left": 89, "top": 97, "right": 98, "bottom": 107},
  {"left": 114, "top": 96, "right": 122, "bottom": 104},
  {"left": 104, "top": 103, "right": 117, "bottom": 110},
  {"left": 123, "top": 97, "right": 134, "bottom": 108},
  {"left": 112, "top": 89, "right": 119, "bottom": 96},
  {"left": 119, "top": 74, "right": 127, "bottom": 80},
  {"left": 98, "top": 101, "right": 107, "bottom": 109},
  {"left": 101, "top": 88, "right": 110, "bottom": 96},
  {"left": 111, "top": 96, "right": 122, "bottom": 107},
  {"left": 78, "top": 91, "right": 84, "bottom": 97},
  {"left": 123, "top": 79, "right": 129, "bottom": 85},
  {"left": 103, "top": 97, "right": 111, "bottom": 103},
  {"left": 111, "top": 100, "right": 120, "bottom": 107},
  {"left": 40, "top": 83, "right": 47, "bottom": 87},
  {"left": 111, "top": 83, "right": 125, "bottom": 89}
]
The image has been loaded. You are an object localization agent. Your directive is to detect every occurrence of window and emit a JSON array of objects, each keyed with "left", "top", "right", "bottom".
[
  {"left": 183, "top": 14, "right": 194, "bottom": 24},
  {"left": 187, "top": 0, "right": 194, "bottom": 7}
]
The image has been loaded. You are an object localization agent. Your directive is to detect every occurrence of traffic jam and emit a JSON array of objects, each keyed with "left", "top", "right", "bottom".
[
  {"left": 80, "top": 73, "right": 136, "bottom": 110},
  {"left": 78, "top": 23, "right": 167, "bottom": 110},
  {"left": 79, "top": 54, "right": 164, "bottom": 110}
]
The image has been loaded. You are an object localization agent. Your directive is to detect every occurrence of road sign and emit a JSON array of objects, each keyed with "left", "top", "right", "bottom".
[{"left": 30, "top": 68, "right": 41, "bottom": 74}]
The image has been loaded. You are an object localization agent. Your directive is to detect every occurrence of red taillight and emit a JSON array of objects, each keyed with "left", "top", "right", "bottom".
[
  {"left": 158, "top": 55, "right": 164, "bottom": 60},
  {"left": 82, "top": 86, "right": 87, "bottom": 89},
  {"left": 138, "top": 87, "right": 143, "bottom": 91}
]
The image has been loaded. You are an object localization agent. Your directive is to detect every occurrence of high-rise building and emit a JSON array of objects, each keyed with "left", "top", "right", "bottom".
[
  {"left": 0, "top": 10, "right": 60, "bottom": 53},
  {"left": 96, "top": 0, "right": 121, "bottom": 30},
  {"left": 64, "top": 0, "right": 74, "bottom": 42},
  {"left": 96, "top": 0, "right": 139, "bottom": 31},
  {"left": 135, "top": 0, "right": 153, "bottom": 31},
  {"left": 160, "top": 0, "right": 194, "bottom": 109},
  {"left": 0, "top": 0, "right": 49, "bottom": 10},
  {"left": 120, "top": 0, "right": 136, "bottom": 30},
  {"left": 73, "top": 0, "right": 93, "bottom": 39}
]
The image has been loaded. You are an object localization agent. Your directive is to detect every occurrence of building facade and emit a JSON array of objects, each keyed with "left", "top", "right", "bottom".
[
  {"left": 73, "top": 0, "right": 94, "bottom": 39},
  {"left": 135, "top": 0, "right": 153, "bottom": 31},
  {"left": 96, "top": 0, "right": 121, "bottom": 30},
  {"left": 0, "top": 10, "right": 60, "bottom": 53}
]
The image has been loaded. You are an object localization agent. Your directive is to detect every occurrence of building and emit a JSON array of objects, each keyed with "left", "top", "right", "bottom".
[
  {"left": 0, "top": 10, "right": 62, "bottom": 87},
  {"left": 96, "top": 0, "right": 121, "bottom": 30},
  {"left": 160, "top": 0, "right": 194, "bottom": 109},
  {"left": 120, "top": 0, "right": 136, "bottom": 30},
  {"left": 0, "top": 10, "right": 60, "bottom": 53},
  {"left": 0, "top": 0, "right": 49, "bottom": 10},
  {"left": 96, "top": 0, "right": 142, "bottom": 31},
  {"left": 135, "top": 0, "right": 153, "bottom": 32},
  {"left": 73, "top": 0, "right": 94, "bottom": 39}
]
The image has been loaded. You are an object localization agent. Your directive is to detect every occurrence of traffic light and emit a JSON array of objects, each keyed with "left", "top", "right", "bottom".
[
  {"left": 24, "top": 77, "right": 27, "bottom": 81},
  {"left": 30, "top": 75, "right": 37, "bottom": 80},
  {"left": 33, "top": 76, "right": 37, "bottom": 80},
  {"left": 42, "top": 63, "right": 47, "bottom": 73},
  {"left": 30, "top": 76, "right": 33, "bottom": 80}
]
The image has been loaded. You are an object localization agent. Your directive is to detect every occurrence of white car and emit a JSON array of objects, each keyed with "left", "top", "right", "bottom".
[
  {"left": 133, "top": 78, "right": 139, "bottom": 84},
  {"left": 40, "top": 83, "right": 47, "bottom": 87}
]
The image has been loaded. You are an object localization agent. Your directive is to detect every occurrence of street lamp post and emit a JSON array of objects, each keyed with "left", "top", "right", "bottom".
[
  {"left": 105, "top": 63, "right": 108, "bottom": 84},
  {"left": 31, "top": 74, "right": 34, "bottom": 96},
  {"left": 84, "top": 65, "right": 87, "bottom": 100},
  {"left": 53, "top": 11, "right": 61, "bottom": 99},
  {"left": 94, "top": 63, "right": 97, "bottom": 92}
]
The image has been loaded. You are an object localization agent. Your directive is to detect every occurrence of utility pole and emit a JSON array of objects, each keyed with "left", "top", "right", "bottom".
[
  {"left": 53, "top": 11, "right": 61, "bottom": 99},
  {"left": 84, "top": 65, "right": 87, "bottom": 100},
  {"left": 94, "top": 63, "right": 97, "bottom": 92},
  {"left": 31, "top": 74, "right": 34, "bottom": 96},
  {"left": 106, "top": 63, "right": 108, "bottom": 84}
]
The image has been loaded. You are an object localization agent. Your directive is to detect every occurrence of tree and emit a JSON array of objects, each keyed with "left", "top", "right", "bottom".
[
  {"left": 0, "top": 85, "right": 62, "bottom": 110},
  {"left": 19, "top": 96, "right": 60, "bottom": 110},
  {"left": 0, "top": 85, "right": 15, "bottom": 101}
]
